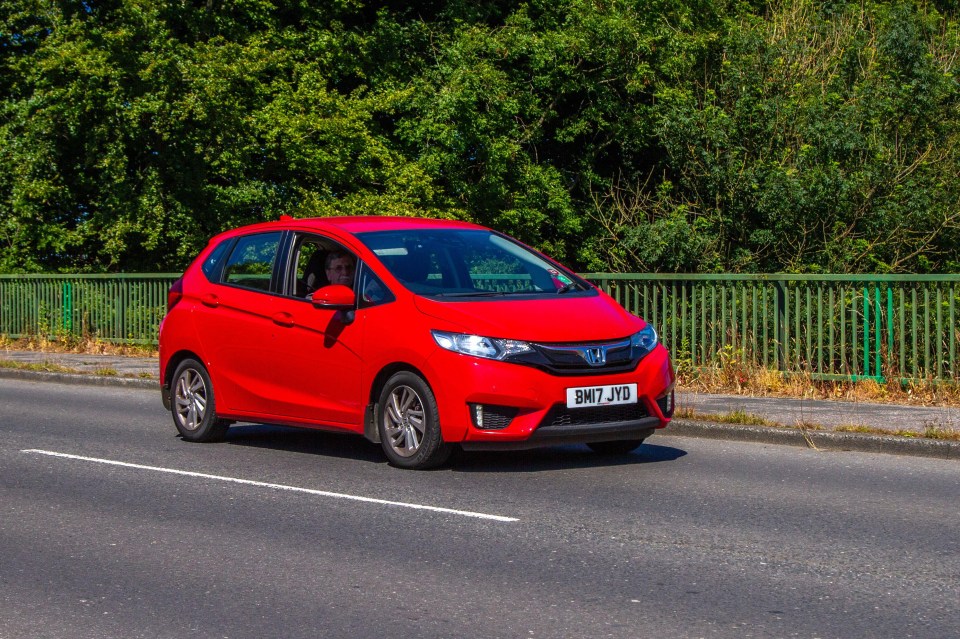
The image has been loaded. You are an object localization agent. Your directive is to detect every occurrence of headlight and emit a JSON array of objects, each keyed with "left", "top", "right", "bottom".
[
  {"left": 432, "top": 330, "right": 534, "bottom": 360},
  {"left": 631, "top": 324, "right": 658, "bottom": 357}
]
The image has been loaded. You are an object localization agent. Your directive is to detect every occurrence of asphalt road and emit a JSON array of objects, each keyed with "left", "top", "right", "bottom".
[{"left": 1, "top": 379, "right": 958, "bottom": 639}]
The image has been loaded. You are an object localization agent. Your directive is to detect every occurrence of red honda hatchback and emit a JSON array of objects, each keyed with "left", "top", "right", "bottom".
[{"left": 159, "top": 216, "right": 674, "bottom": 469}]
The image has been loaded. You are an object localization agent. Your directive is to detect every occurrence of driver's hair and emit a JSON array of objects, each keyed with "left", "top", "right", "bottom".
[{"left": 325, "top": 251, "right": 354, "bottom": 269}]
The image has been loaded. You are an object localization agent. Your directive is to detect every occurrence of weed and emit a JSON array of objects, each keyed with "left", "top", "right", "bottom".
[
  {"left": 834, "top": 424, "right": 874, "bottom": 434},
  {"left": 675, "top": 407, "right": 779, "bottom": 427},
  {"left": 1, "top": 335, "right": 157, "bottom": 358},
  {"left": 678, "top": 354, "right": 960, "bottom": 408},
  {"left": 920, "top": 427, "right": 960, "bottom": 441},
  {"left": 833, "top": 423, "right": 960, "bottom": 440},
  {"left": 0, "top": 359, "right": 78, "bottom": 374}
]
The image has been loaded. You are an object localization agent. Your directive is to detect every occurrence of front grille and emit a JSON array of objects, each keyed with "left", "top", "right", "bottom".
[
  {"left": 534, "top": 340, "right": 632, "bottom": 370},
  {"left": 538, "top": 402, "right": 649, "bottom": 430},
  {"left": 504, "top": 337, "right": 651, "bottom": 376}
]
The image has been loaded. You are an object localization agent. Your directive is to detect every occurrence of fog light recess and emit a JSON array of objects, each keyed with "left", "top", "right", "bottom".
[
  {"left": 468, "top": 404, "right": 519, "bottom": 430},
  {"left": 656, "top": 390, "right": 675, "bottom": 418}
]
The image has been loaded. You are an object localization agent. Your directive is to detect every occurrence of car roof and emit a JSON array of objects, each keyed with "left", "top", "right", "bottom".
[
  {"left": 208, "top": 215, "right": 487, "bottom": 244},
  {"left": 302, "top": 216, "right": 486, "bottom": 234}
]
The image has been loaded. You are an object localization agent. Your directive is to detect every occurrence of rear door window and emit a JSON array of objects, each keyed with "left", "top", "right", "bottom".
[{"left": 221, "top": 232, "right": 282, "bottom": 292}]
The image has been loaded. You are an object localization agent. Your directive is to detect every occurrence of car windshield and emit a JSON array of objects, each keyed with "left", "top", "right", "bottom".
[{"left": 355, "top": 228, "right": 590, "bottom": 297}]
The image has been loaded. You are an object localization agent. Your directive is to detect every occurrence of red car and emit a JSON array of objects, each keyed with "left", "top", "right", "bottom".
[{"left": 159, "top": 216, "right": 674, "bottom": 469}]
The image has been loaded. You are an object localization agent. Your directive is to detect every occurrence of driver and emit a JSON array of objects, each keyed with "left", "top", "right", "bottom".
[{"left": 325, "top": 251, "right": 355, "bottom": 288}]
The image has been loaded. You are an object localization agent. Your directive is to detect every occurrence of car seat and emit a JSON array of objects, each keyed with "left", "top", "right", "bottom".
[{"left": 299, "top": 250, "right": 328, "bottom": 296}]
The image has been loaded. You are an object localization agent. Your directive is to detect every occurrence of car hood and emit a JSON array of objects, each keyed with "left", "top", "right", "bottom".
[{"left": 413, "top": 292, "right": 645, "bottom": 343}]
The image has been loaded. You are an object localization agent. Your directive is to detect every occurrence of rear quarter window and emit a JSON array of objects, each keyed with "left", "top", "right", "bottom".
[{"left": 200, "top": 239, "right": 232, "bottom": 281}]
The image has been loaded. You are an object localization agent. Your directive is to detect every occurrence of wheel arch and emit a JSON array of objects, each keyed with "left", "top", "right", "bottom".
[
  {"left": 161, "top": 349, "right": 205, "bottom": 410},
  {"left": 363, "top": 362, "right": 431, "bottom": 443}
]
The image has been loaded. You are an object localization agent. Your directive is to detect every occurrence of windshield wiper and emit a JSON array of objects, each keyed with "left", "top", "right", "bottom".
[
  {"left": 434, "top": 291, "right": 507, "bottom": 298},
  {"left": 435, "top": 290, "right": 539, "bottom": 298},
  {"left": 557, "top": 281, "right": 581, "bottom": 294}
]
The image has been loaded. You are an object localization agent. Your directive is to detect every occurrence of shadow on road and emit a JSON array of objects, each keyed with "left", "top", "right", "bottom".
[
  {"left": 452, "top": 443, "right": 687, "bottom": 473},
  {"left": 218, "top": 424, "right": 688, "bottom": 472},
  {"left": 222, "top": 424, "right": 386, "bottom": 464}
]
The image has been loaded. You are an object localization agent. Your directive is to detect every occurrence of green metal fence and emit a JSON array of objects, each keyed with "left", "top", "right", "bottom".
[
  {"left": 2, "top": 272, "right": 958, "bottom": 382},
  {"left": 0, "top": 274, "right": 177, "bottom": 345},
  {"left": 585, "top": 273, "right": 960, "bottom": 383}
]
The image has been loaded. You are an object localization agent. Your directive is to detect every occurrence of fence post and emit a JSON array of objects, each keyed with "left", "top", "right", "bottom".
[
  {"left": 62, "top": 281, "right": 73, "bottom": 334},
  {"left": 886, "top": 285, "right": 894, "bottom": 380},
  {"left": 875, "top": 285, "right": 883, "bottom": 382},
  {"left": 775, "top": 281, "right": 786, "bottom": 372},
  {"left": 863, "top": 286, "right": 871, "bottom": 379}
]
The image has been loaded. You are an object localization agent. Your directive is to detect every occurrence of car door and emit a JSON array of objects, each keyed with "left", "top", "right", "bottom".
[
  {"left": 263, "top": 234, "right": 369, "bottom": 428},
  {"left": 191, "top": 230, "right": 288, "bottom": 416}
]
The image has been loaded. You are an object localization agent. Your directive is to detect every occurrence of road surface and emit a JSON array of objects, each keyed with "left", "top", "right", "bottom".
[{"left": 1, "top": 379, "right": 957, "bottom": 638}]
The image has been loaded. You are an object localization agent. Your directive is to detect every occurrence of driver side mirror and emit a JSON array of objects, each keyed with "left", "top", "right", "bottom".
[{"left": 311, "top": 284, "right": 356, "bottom": 311}]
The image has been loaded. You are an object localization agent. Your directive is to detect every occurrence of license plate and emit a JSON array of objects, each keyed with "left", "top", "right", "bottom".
[{"left": 566, "top": 383, "right": 638, "bottom": 408}]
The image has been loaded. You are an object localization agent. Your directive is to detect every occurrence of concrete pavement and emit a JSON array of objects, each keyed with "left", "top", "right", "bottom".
[{"left": 2, "top": 348, "right": 958, "bottom": 459}]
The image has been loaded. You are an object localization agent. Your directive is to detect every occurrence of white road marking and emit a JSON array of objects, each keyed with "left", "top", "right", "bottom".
[{"left": 20, "top": 449, "right": 519, "bottom": 523}]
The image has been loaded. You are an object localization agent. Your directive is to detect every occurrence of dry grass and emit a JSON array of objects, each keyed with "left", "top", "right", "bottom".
[
  {"left": 0, "top": 358, "right": 151, "bottom": 379},
  {"left": 0, "top": 359, "right": 79, "bottom": 374},
  {"left": 919, "top": 427, "right": 960, "bottom": 441},
  {"left": 677, "top": 357, "right": 960, "bottom": 408},
  {"left": 834, "top": 423, "right": 960, "bottom": 441},
  {"left": 675, "top": 406, "right": 779, "bottom": 427},
  {"left": 677, "top": 406, "right": 960, "bottom": 441},
  {"left": 0, "top": 335, "right": 157, "bottom": 358}
]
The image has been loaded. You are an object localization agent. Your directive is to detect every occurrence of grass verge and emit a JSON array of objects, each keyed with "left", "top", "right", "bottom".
[
  {"left": 0, "top": 335, "right": 157, "bottom": 357},
  {"left": 676, "top": 406, "right": 960, "bottom": 441},
  {"left": 834, "top": 424, "right": 960, "bottom": 441},
  {"left": 0, "top": 359, "right": 79, "bottom": 374},
  {"left": 674, "top": 406, "right": 779, "bottom": 427},
  {"left": 677, "top": 353, "right": 960, "bottom": 408},
  {"left": 0, "top": 358, "right": 151, "bottom": 379}
]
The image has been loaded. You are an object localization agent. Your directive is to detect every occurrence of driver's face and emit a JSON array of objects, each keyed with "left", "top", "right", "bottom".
[{"left": 326, "top": 256, "right": 355, "bottom": 287}]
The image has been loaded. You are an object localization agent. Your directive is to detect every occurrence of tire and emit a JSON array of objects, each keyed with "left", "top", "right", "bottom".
[
  {"left": 377, "top": 371, "right": 452, "bottom": 470},
  {"left": 170, "top": 358, "right": 229, "bottom": 442},
  {"left": 587, "top": 439, "right": 646, "bottom": 455}
]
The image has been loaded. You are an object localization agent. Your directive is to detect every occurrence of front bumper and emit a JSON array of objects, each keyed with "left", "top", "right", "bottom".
[{"left": 427, "top": 344, "right": 675, "bottom": 448}]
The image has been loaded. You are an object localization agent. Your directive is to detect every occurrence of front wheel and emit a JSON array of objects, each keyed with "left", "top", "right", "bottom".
[
  {"left": 170, "top": 358, "right": 229, "bottom": 442},
  {"left": 377, "top": 372, "right": 452, "bottom": 470},
  {"left": 587, "top": 439, "right": 646, "bottom": 455}
]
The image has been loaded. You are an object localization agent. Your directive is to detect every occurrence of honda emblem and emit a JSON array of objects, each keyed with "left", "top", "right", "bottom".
[{"left": 583, "top": 347, "right": 607, "bottom": 366}]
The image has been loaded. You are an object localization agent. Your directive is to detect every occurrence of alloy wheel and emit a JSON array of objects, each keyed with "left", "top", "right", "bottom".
[
  {"left": 383, "top": 384, "right": 425, "bottom": 457},
  {"left": 174, "top": 368, "right": 207, "bottom": 431}
]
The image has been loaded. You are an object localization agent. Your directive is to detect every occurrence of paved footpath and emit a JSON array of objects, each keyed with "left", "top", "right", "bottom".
[{"left": 3, "top": 348, "right": 958, "bottom": 459}]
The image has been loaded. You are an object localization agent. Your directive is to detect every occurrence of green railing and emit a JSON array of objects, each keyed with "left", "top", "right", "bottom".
[
  {"left": 0, "top": 274, "right": 177, "bottom": 345},
  {"left": 585, "top": 274, "right": 960, "bottom": 383},
  {"left": 2, "top": 272, "right": 958, "bottom": 382}
]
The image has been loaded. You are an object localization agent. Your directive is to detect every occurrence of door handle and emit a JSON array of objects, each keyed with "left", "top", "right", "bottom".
[
  {"left": 201, "top": 293, "right": 219, "bottom": 308},
  {"left": 272, "top": 312, "right": 294, "bottom": 328}
]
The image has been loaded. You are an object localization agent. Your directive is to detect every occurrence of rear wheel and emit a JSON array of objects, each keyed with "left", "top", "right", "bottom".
[
  {"left": 587, "top": 439, "right": 645, "bottom": 455},
  {"left": 171, "top": 358, "right": 229, "bottom": 442},
  {"left": 377, "top": 372, "right": 452, "bottom": 469}
]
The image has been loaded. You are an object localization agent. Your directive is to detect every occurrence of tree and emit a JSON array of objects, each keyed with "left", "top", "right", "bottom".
[{"left": 1, "top": 1, "right": 957, "bottom": 273}]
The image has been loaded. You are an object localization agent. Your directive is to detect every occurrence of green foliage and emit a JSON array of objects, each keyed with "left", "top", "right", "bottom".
[
  {"left": 643, "top": 0, "right": 960, "bottom": 273},
  {"left": 0, "top": 0, "right": 957, "bottom": 273}
]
